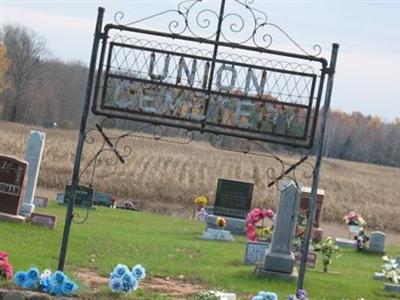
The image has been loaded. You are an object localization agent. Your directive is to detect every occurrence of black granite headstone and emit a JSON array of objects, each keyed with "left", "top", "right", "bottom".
[
  {"left": 64, "top": 185, "right": 94, "bottom": 208},
  {"left": 214, "top": 178, "right": 253, "bottom": 219}
]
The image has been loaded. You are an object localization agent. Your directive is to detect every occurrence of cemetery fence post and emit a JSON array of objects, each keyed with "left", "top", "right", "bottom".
[
  {"left": 57, "top": 7, "right": 105, "bottom": 271},
  {"left": 297, "top": 43, "right": 339, "bottom": 291}
]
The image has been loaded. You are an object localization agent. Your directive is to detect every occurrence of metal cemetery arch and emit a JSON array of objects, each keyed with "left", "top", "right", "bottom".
[{"left": 58, "top": 0, "right": 339, "bottom": 294}]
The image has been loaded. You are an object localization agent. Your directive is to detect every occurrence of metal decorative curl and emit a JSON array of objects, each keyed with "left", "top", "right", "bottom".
[
  {"left": 208, "top": 134, "right": 315, "bottom": 190},
  {"left": 112, "top": 0, "right": 322, "bottom": 56}
]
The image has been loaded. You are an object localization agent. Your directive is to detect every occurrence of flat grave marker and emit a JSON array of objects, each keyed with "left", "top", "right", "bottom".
[
  {"left": 30, "top": 213, "right": 56, "bottom": 229},
  {"left": 245, "top": 242, "right": 270, "bottom": 265},
  {"left": 294, "top": 251, "right": 318, "bottom": 269},
  {"left": 33, "top": 196, "right": 49, "bottom": 208}
]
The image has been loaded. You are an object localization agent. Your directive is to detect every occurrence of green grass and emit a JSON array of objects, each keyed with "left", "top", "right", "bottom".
[{"left": 1, "top": 202, "right": 399, "bottom": 300}]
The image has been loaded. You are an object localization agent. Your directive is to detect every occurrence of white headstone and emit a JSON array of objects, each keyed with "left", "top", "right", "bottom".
[{"left": 19, "top": 130, "right": 46, "bottom": 216}]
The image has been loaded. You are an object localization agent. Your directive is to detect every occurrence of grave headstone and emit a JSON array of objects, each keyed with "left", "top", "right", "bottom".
[
  {"left": 294, "top": 251, "right": 317, "bottom": 269},
  {"left": 201, "top": 228, "right": 235, "bottom": 242},
  {"left": 396, "top": 256, "right": 400, "bottom": 266},
  {"left": 33, "top": 196, "right": 49, "bottom": 208},
  {"left": 64, "top": 185, "right": 94, "bottom": 208},
  {"left": 56, "top": 192, "right": 64, "bottom": 204},
  {"left": 93, "top": 191, "right": 113, "bottom": 206},
  {"left": 255, "top": 181, "right": 300, "bottom": 280},
  {"left": 30, "top": 213, "right": 56, "bottom": 229},
  {"left": 0, "top": 155, "right": 28, "bottom": 217},
  {"left": 300, "top": 186, "right": 325, "bottom": 242},
  {"left": 206, "top": 179, "right": 253, "bottom": 235},
  {"left": 20, "top": 130, "right": 46, "bottom": 216},
  {"left": 245, "top": 242, "right": 270, "bottom": 264},
  {"left": 369, "top": 231, "right": 386, "bottom": 254},
  {"left": 214, "top": 179, "right": 253, "bottom": 219}
]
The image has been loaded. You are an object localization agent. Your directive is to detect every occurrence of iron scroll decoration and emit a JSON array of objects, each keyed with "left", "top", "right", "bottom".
[{"left": 91, "top": 0, "right": 329, "bottom": 149}]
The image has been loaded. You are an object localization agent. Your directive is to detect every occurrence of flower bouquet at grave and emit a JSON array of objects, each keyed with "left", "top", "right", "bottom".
[
  {"left": 246, "top": 208, "right": 275, "bottom": 242},
  {"left": 288, "top": 289, "right": 309, "bottom": 300},
  {"left": 0, "top": 252, "right": 13, "bottom": 280},
  {"left": 318, "top": 236, "right": 341, "bottom": 273},
  {"left": 355, "top": 228, "right": 370, "bottom": 251},
  {"left": 216, "top": 216, "right": 226, "bottom": 229},
  {"left": 251, "top": 290, "right": 278, "bottom": 300},
  {"left": 14, "top": 268, "right": 78, "bottom": 296},
  {"left": 381, "top": 256, "right": 400, "bottom": 284},
  {"left": 109, "top": 264, "right": 146, "bottom": 293},
  {"left": 343, "top": 211, "right": 367, "bottom": 227},
  {"left": 194, "top": 196, "right": 208, "bottom": 210}
]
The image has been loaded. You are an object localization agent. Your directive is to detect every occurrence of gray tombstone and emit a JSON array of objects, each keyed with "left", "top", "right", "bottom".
[
  {"left": 396, "top": 256, "right": 400, "bottom": 266},
  {"left": 384, "top": 283, "right": 400, "bottom": 294},
  {"left": 201, "top": 228, "right": 235, "bottom": 242},
  {"left": 369, "top": 231, "right": 386, "bottom": 254},
  {"left": 56, "top": 192, "right": 65, "bottom": 204},
  {"left": 20, "top": 131, "right": 45, "bottom": 216},
  {"left": 255, "top": 181, "right": 300, "bottom": 280},
  {"left": 245, "top": 242, "right": 270, "bottom": 264}
]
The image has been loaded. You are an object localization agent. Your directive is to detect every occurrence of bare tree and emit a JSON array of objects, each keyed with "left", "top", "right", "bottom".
[{"left": 0, "top": 24, "right": 47, "bottom": 122}]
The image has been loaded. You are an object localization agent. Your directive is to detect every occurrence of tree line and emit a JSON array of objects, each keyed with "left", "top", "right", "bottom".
[{"left": 0, "top": 24, "right": 399, "bottom": 167}]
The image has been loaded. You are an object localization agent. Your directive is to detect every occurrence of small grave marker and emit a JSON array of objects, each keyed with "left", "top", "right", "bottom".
[
  {"left": 30, "top": 213, "right": 56, "bottom": 229},
  {"left": 245, "top": 242, "right": 270, "bottom": 264},
  {"left": 64, "top": 185, "right": 94, "bottom": 208},
  {"left": 369, "top": 231, "right": 386, "bottom": 254},
  {"left": 294, "top": 251, "right": 317, "bottom": 269},
  {"left": 93, "top": 191, "right": 113, "bottom": 206},
  {"left": 33, "top": 196, "right": 49, "bottom": 208}
]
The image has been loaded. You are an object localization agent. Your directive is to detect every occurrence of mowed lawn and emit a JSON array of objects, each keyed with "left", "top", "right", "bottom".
[{"left": 0, "top": 202, "right": 399, "bottom": 300}]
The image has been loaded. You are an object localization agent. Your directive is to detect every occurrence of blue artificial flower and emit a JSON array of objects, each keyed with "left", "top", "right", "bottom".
[
  {"left": 14, "top": 271, "right": 28, "bottom": 287},
  {"left": 22, "top": 278, "right": 38, "bottom": 289},
  {"left": 61, "top": 280, "right": 78, "bottom": 295},
  {"left": 39, "top": 278, "right": 51, "bottom": 293},
  {"left": 109, "top": 277, "right": 123, "bottom": 293},
  {"left": 288, "top": 296, "right": 297, "bottom": 300},
  {"left": 131, "top": 264, "right": 146, "bottom": 281},
  {"left": 26, "top": 268, "right": 40, "bottom": 283},
  {"left": 122, "top": 273, "right": 138, "bottom": 292},
  {"left": 252, "top": 291, "right": 279, "bottom": 300},
  {"left": 113, "top": 264, "right": 129, "bottom": 278},
  {"left": 50, "top": 271, "right": 66, "bottom": 285},
  {"left": 49, "top": 283, "right": 63, "bottom": 296},
  {"left": 264, "top": 292, "right": 278, "bottom": 300}
]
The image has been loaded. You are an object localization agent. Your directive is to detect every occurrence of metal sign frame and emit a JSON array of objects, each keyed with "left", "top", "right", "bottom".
[{"left": 57, "top": 1, "right": 339, "bottom": 296}]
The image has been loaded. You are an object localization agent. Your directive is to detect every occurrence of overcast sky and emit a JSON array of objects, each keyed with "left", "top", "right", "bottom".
[{"left": 1, "top": 0, "right": 399, "bottom": 122}]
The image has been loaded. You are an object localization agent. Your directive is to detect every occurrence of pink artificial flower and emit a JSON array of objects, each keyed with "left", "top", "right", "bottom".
[{"left": 0, "top": 252, "right": 8, "bottom": 261}]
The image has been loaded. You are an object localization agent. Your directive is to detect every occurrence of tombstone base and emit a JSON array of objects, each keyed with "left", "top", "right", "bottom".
[
  {"left": 19, "top": 203, "right": 35, "bottom": 216},
  {"left": 335, "top": 238, "right": 356, "bottom": 248},
  {"left": 0, "top": 212, "right": 26, "bottom": 223},
  {"left": 264, "top": 251, "right": 296, "bottom": 274},
  {"left": 384, "top": 283, "right": 400, "bottom": 294},
  {"left": 206, "top": 214, "right": 245, "bottom": 235},
  {"left": 366, "top": 249, "right": 386, "bottom": 255},
  {"left": 201, "top": 228, "right": 235, "bottom": 242},
  {"left": 254, "top": 263, "right": 298, "bottom": 281}
]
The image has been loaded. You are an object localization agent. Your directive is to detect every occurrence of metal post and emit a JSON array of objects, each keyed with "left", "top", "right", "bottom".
[
  {"left": 297, "top": 43, "right": 339, "bottom": 291},
  {"left": 57, "top": 7, "right": 105, "bottom": 271}
]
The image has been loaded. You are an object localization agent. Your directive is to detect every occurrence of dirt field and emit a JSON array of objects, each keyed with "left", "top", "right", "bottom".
[{"left": 1, "top": 121, "right": 400, "bottom": 232}]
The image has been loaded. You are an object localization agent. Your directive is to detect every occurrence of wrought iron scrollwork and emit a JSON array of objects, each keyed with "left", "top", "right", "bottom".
[
  {"left": 209, "top": 134, "right": 315, "bottom": 189},
  {"left": 112, "top": 0, "right": 322, "bottom": 56}
]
